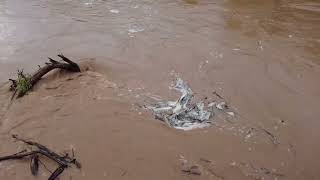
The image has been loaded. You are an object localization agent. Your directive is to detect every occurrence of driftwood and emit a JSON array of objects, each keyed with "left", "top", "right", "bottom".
[
  {"left": 0, "top": 135, "right": 81, "bottom": 180},
  {"left": 9, "top": 54, "right": 80, "bottom": 99}
]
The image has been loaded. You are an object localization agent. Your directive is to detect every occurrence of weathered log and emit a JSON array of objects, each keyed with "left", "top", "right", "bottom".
[{"left": 9, "top": 54, "right": 80, "bottom": 98}]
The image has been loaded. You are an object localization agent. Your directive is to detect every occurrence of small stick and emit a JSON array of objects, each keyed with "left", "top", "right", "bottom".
[
  {"left": 30, "top": 154, "right": 39, "bottom": 176},
  {"left": 260, "top": 128, "right": 279, "bottom": 145},
  {"left": 48, "top": 165, "right": 66, "bottom": 180},
  {"left": 10, "top": 89, "right": 17, "bottom": 101},
  {"left": 0, "top": 151, "right": 37, "bottom": 161},
  {"left": 12, "top": 149, "right": 27, "bottom": 156},
  {"left": 38, "top": 159, "right": 53, "bottom": 174},
  {"left": 213, "top": 91, "right": 224, "bottom": 99}
]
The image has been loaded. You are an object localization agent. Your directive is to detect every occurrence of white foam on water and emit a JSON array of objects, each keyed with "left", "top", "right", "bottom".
[
  {"left": 110, "top": 9, "right": 119, "bottom": 14},
  {"left": 128, "top": 24, "right": 145, "bottom": 34},
  {"left": 128, "top": 28, "right": 144, "bottom": 33},
  {"left": 147, "top": 78, "right": 213, "bottom": 130},
  {"left": 175, "top": 122, "right": 211, "bottom": 131}
]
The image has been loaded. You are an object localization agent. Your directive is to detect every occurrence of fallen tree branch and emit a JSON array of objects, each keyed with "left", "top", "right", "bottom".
[
  {"left": 0, "top": 135, "right": 81, "bottom": 180},
  {"left": 9, "top": 54, "right": 80, "bottom": 99}
]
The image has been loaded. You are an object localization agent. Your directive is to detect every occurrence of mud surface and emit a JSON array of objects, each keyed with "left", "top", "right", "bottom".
[{"left": 0, "top": 0, "right": 320, "bottom": 180}]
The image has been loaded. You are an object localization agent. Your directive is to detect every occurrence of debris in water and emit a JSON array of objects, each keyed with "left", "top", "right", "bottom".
[
  {"left": 258, "top": 41, "right": 263, "bottom": 50},
  {"left": 182, "top": 165, "right": 201, "bottom": 175},
  {"left": 179, "top": 156, "right": 201, "bottom": 176},
  {"left": 216, "top": 102, "right": 228, "bottom": 110},
  {"left": 0, "top": 135, "right": 81, "bottom": 180},
  {"left": 226, "top": 111, "right": 235, "bottom": 116},
  {"left": 212, "top": 91, "right": 224, "bottom": 99},
  {"left": 230, "top": 161, "right": 237, "bottom": 166},
  {"left": 198, "top": 60, "right": 209, "bottom": 70},
  {"left": 208, "top": 102, "right": 216, "bottom": 107},
  {"left": 260, "top": 127, "right": 279, "bottom": 145},
  {"left": 147, "top": 78, "right": 213, "bottom": 130}
]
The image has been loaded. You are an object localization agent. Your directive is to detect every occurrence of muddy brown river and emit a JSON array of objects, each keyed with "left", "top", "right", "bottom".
[{"left": 0, "top": 0, "right": 320, "bottom": 180}]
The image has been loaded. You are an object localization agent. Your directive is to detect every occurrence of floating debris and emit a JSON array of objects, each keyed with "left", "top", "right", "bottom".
[
  {"left": 182, "top": 165, "right": 201, "bottom": 175},
  {"left": 208, "top": 102, "right": 216, "bottom": 107},
  {"left": 226, "top": 111, "right": 235, "bottom": 116},
  {"left": 147, "top": 78, "right": 214, "bottom": 130},
  {"left": 198, "top": 60, "right": 209, "bottom": 70},
  {"left": 179, "top": 155, "right": 201, "bottom": 176},
  {"left": 216, "top": 102, "right": 227, "bottom": 110}
]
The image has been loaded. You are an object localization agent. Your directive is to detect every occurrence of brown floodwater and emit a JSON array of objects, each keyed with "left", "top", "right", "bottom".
[{"left": 0, "top": 0, "right": 320, "bottom": 180}]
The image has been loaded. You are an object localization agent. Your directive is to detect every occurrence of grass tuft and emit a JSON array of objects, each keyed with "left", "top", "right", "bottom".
[{"left": 16, "top": 71, "right": 31, "bottom": 95}]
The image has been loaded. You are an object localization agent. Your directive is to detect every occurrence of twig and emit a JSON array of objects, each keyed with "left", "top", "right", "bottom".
[
  {"left": 49, "top": 165, "right": 66, "bottom": 180},
  {"left": 213, "top": 91, "right": 224, "bottom": 99},
  {"left": 0, "top": 151, "right": 37, "bottom": 161},
  {"left": 8, "top": 79, "right": 17, "bottom": 91},
  {"left": 10, "top": 89, "right": 17, "bottom": 101},
  {"left": 199, "top": 158, "right": 211, "bottom": 163},
  {"left": 206, "top": 168, "right": 225, "bottom": 180},
  {"left": 12, "top": 149, "right": 27, "bottom": 156},
  {"left": 39, "top": 159, "right": 53, "bottom": 174},
  {"left": 30, "top": 154, "right": 39, "bottom": 176},
  {"left": 12, "top": 135, "right": 78, "bottom": 166},
  {"left": 260, "top": 128, "right": 279, "bottom": 145}
]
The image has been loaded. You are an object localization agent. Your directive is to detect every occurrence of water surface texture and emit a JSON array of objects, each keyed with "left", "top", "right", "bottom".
[{"left": 0, "top": 0, "right": 319, "bottom": 179}]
